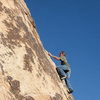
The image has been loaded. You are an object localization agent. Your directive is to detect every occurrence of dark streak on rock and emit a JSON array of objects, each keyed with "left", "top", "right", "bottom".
[
  {"left": 23, "top": 45, "right": 35, "bottom": 72},
  {"left": 0, "top": 33, "right": 7, "bottom": 46},
  {"left": 13, "top": 0, "right": 18, "bottom": 5},
  {"left": 23, "top": 53, "right": 33, "bottom": 73},
  {"left": 25, "top": 96, "right": 35, "bottom": 100},
  {"left": 68, "top": 96, "right": 72, "bottom": 100},
  {"left": 29, "top": 16, "right": 36, "bottom": 29},
  {"left": 0, "top": 33, "right": 15, "bottom": 52},
  {"left": 7, "top": 77, "right": 20, "bottom": 96},
  {"left": 7, "top": 76, "right": 24, "bottom": 100},
  {"left": 4, "top": 7, "right": 15, "bottom": 20},
  {"left": 10, "top": 80, "right": 20, "bottom": 95},
  {"left": 53, "top": 93, "right": 63, "bottom": 100},
  {"left": 0, "top": 63, "right": 5, "bottom": 75},
  {"left": 2, "top": 20, "right": 22, "bottom": 48},
  {"left": 0, "top": 2, "right": 3, "bottom": 11},
  {"left": 7, "top": 76, "right": 35, "bottom": 100},
  {"left": 7, "top": 76, "right": 13, "bottom": 81},
  {"left": 0, "top": 59, "right": 5, "bottom": 63},
  {"left": 16, "top": 16, "right": 29, "bottom": 34},
  {"left": 4, "top": 20, "right": 21, "bottom": 39}
]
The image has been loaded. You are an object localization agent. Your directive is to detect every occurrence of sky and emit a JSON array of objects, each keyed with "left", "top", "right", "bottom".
[{"left": 25, "top": 0, "right": 100, "bottom": 100}]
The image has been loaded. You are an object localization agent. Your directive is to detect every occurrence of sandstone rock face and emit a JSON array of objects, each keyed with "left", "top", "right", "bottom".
[{"left": 0, "top": 0, "right": 74, "bottom": 100}]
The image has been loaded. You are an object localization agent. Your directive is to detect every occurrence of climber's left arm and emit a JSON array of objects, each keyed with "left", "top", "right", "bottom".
[{"left": 48, "top": 53, "right": 60, "bottom": 60}]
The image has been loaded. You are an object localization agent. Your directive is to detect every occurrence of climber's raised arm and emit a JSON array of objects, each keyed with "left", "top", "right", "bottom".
[{"left": 48, "top": 53, "right": 60, "bottom": 60}]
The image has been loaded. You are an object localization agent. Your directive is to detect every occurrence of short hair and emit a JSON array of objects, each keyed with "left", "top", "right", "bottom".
[{"left": 60, "top": 51, "right": 66, "bottom": 56}]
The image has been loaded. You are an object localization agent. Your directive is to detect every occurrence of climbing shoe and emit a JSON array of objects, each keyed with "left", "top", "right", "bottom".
[{"left": 68, "top": 88, "right": 74, "bottom": 94}]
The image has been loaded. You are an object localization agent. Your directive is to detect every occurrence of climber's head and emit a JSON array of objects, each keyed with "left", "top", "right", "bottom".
[{"left": 59, "top": 51, "right": 66, "bottom": 57}]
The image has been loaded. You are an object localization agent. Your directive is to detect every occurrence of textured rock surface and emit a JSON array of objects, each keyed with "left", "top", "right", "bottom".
[{"left": 0, "top": 0, "right": 74, "bottom": 100}]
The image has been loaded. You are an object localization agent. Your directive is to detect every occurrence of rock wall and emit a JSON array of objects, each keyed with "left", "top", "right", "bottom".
[{"left": 0, "top": 0, "right": 74, "bottom": 100}]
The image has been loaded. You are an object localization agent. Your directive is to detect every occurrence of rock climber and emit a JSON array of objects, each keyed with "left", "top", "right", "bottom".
[{"left": 48, "top": 51, "right": 73, "bottom": 94}]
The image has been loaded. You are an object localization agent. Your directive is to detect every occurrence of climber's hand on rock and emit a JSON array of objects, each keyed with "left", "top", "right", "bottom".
[{"left": 48, "top": 52, "right": 52, "bottom": 56}]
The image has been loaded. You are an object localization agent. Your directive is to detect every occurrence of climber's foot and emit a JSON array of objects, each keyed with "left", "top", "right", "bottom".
[
  {"left": 68, "top": 88, "right": 74, "bottom": 94},
  {"left": 61, "top": 76, "right": 67, "bottom": 80}
]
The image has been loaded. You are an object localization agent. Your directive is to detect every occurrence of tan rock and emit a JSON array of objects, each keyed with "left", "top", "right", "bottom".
[{"left": 0, "top": 0, "right": 74, "bottom": 100}]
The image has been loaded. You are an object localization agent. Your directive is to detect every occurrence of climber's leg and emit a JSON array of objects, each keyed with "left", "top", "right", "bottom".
[
  {"left": 65, "top": 78, "right": 73, "bottom": 94},
  {"left": 56, "top": 65, "right": 68, "bottom": 79},
  {"left": 65, "top": 71, "right": 73, "bottom": 94},
  {"left": 65, "top": 78, "right": 72, "bottom": 89}
]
